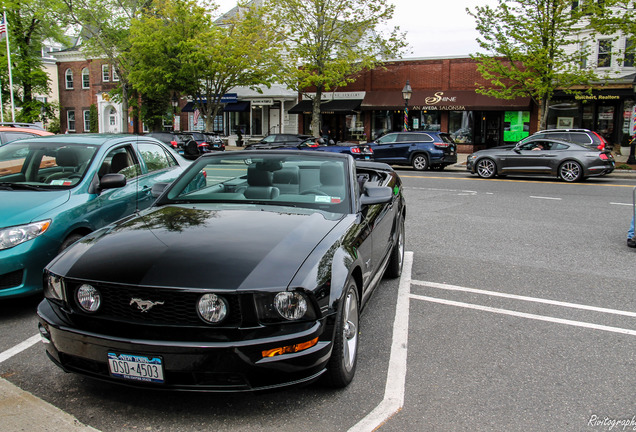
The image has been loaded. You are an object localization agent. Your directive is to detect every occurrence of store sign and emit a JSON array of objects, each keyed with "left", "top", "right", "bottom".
[
  {"left": 574, "top": 94, "right": 620, "bottom": 101},
  {"left": 251, "top": 99, "right": 273, "bottom": 106},
  {"left": 305, "top": 91, "right": 366, "bottom": 100},
  {"left": 412, "top": 91, "right": 466, "bottom": 110}
]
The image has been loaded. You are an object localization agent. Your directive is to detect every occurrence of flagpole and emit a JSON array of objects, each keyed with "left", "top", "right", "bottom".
[
  {"left": 0, "top": 78, "right": 4, "bottom": 122},
  {"left": 3, "top": 11, "right": 15, "bottom": 122}
]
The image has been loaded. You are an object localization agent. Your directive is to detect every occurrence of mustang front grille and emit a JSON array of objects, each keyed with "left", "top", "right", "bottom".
[{"left": 64, "top": 281, "right": 242, "bottom": 327}]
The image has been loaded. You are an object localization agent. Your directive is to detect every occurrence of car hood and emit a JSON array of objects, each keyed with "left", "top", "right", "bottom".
[
  {"left": 0, "top": 190, "right": 70, "bottom": 227},
  {"left": 51, "top": 206, "right": 344, "bottom": 291}
]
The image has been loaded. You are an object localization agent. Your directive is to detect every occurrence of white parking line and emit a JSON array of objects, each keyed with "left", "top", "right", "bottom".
[
  {"left": 410, "top": 294, "right": 636, "bottom": 337},
  {"left": 349, "top": 251, "right": 413, "bottom": 432},
  {"left": 0, "top": 334, "right": 40, "bottom": 364},
  {"left": 413, "top": 280, "right": 636, "bottom": 318},
  {"left": 610, "top": 202, "right": 633, "bottom": 206},
  {"left": 530, "top": 196, "right": 562, "bottom": 200}
]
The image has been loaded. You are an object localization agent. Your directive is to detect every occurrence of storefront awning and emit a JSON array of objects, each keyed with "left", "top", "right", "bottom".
[
  {"left": 288, "top": 99, "right": 362, "bottom": 114},
  {"left": 360, "top": 91, "right": 531, "bottom": 111},
  {"left": 181, "top": 101, "right": 251, "bottom": 113}
]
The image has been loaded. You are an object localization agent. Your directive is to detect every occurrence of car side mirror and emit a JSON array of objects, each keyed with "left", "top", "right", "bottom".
[
  {"left": 151, "top": 182, "right": 169, "bottom": 198},
  {"left": 360, "top": 185, "right": 393, "bottom": 205},
  {"left": 99, "top": 173, "right": 126, "bottom": 190}
]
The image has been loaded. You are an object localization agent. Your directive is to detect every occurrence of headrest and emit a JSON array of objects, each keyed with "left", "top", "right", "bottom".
[
  {"left": 320, "top": 162, "right": 344, "bottom": 186},
  {"left": 56, "top": 148, "right": 78, "bottom": 167}
]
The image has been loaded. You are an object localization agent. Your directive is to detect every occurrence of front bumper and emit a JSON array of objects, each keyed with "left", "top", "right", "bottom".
[{"left": 37, "top": 300, "right": 333, "bottom": 392}]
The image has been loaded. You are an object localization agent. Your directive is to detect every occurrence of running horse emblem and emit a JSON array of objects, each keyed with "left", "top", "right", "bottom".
[{"left": 130, "top": 298, "right": 165, "bottom": 312}]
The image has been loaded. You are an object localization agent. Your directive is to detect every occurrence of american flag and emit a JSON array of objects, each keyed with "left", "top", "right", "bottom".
[
  {"left": 193, "top": 108, "right": 200, "bottom": 125},
  {"left": 0, "top": 16, "right": 7, "bottom": 38}
]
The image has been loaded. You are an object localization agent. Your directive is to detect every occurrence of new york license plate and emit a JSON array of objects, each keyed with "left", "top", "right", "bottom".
[{"left": 108, "top": 353, "right": 164, "bottom": 383}]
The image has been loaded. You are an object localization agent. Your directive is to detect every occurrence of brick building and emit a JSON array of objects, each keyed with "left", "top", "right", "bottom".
[
  {"left": 291, "top": 57, "right": 538, "bottom": 153},
  {"left": 54, "top": 48, "right": 132, "bottom": 135}
]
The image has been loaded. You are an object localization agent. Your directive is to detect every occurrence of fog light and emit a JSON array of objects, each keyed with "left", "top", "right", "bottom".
[
  {"left": 197, "top": 293, "right": 228, "bottom": 323},
  {"left": 76, "top": 284, "right": 101, "bottom": 312},
  {"left": 274, "top": 292, "right": 308, "bottom": 320}
]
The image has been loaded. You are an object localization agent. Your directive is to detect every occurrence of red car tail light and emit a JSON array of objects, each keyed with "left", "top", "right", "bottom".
[
  {"left": 592, "top": 131, "right": 606, "bottom": 150},
  {"left": 599, "top": 153, "right": 609, "bottom": 160},
  {"left": 351, "top": 147, "right": 361, "bottom": 153},
  {"left": 170, "top": 141, "right": 178, "bottom": 148}
]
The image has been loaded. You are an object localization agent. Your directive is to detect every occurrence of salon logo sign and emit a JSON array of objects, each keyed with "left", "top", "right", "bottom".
[{"left": 413, "top": 92, "right": 465, "bottom": 111}]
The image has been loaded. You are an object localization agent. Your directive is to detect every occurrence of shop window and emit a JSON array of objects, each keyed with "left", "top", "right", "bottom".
[
  {"left": 449, "top": 111, "right": 473, "bottom": 144},
  {"left": 503, "top": 111, "right": 530, "bottom": 142},
  {"left": 372, "top": 111, "right": 393, "bottom": 140},
  {"left": 102, "top": 64, "right": 110, "bottom": 82},
  {"left": 81, "top": 68, "right": 90, "bottom": 89},
  {"left": 624, "top": 38, "right": 635, "bottom": 67},
  {"left": 65, "top": 69, "right": 74, "bottom": 89},
  {"left": 417, "top": 112, "right": 441, "bottom": 131},
  {"left": 597, "top": 39, "right": 612, "bottom": 68}
]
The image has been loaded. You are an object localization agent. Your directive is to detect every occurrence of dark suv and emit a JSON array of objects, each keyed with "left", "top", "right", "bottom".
[
  {"left": 145, "top": 132, "right": 201, "bottom": 159},
  {"left": 368, "top": 131, "right": 457, "bottom": 170},
  {"left": 530, "top": 129, "right": 609, "bottom": 150}
]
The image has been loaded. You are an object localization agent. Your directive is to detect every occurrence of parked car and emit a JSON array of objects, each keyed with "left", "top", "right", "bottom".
[
  {"left": 529, "top": 128, "right": 609, "bottom": 150},
  {"left": 466, "top": 136, "right": 615, "bottom": 182},
  {"left": 181, "top": 131, "right": 213, "bottom": 156},
  {"left": 246, "top": 134, "right": 312, "bottom": 149},
  {"left": 145, "top": 132, "right": 198, "bottom": 159},
  {"left": 0, "top": 124, "right": 53, "bottom": 145},
  {"left": 203, "top": 132, "right": 225, "bottom": 151},
  {"left": 37, "top": 150, "right": 406, "bottom": 391},
  {"left": 0, "top": 134, "right": 189, "bottom": 299},
  {"left": 368, "top": 131, "right": 457, "bottom": 170},
  {"left": 248, "top": 137, "right": 374, "bottom": 160}
]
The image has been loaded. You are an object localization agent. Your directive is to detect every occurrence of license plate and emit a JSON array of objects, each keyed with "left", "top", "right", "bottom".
[
  {"left": 365, "top": 156, "right": 371, "bottom": 160},
  {"left": 108, "top": 352, "right": 164, "bottom": 383}
]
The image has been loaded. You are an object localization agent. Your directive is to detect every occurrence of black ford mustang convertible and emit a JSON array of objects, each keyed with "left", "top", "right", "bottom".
[{"left": 38, "top": 150, "right": 406, "bottom": 391}]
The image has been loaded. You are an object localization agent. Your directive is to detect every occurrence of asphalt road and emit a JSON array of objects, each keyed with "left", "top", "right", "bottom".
[{"left": 1, "top": 169, "right": 636, "bottom": 432}]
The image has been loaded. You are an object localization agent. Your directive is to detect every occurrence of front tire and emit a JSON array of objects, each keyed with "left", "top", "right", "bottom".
[
  {"left": 411, "top": 154, "right": 429, "bottom": 171},
  {"left": 325, "top": 280, "right": 359, "bottom": 388},
  {"left": 559, "top": 161, "right": 583, "bottom": 182},
  {"left": 58, "top": 233, "right": 85, "bottom": 254},
  {"left": 476, "top": 158, "right": 497, "bottom": 178}
]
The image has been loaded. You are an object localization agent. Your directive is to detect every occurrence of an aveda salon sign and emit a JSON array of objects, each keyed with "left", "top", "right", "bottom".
[{"left": 412, "top": 92, "right": 466, "bottom": 111}]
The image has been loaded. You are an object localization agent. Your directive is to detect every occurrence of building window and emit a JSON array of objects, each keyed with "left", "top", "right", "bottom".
[
  {"left": 82, "top": 68, "right": 90, "bottom": 89},
  {"left": 112, "top": 67, "right": 119, "bottom": 82},
  {"left": 83, "top": 110, "right": 90, "bottom": 132},
  {"left": 579, "top": 41, "right": 588, "bottom": 69},
  {"left": 65, "top": 69, "right": 74, "bottom": 89},
  {"left": 597, "top": 39, "right": 612, "bottom": 67},
  {"left": 67, "top": 110, "right": 76, "bottom": 131},
  {"left": 102, "top": 64, "right": 110, "bottom": 82},
  {"left": 625, "top": 38, "right": 635, "bottom": 67}
]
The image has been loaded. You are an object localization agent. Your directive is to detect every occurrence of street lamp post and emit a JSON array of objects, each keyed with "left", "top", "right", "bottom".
[
  {"left": 628, "top": 76, "right": 636, "bottom": 164},
  {"left": 402, "top": 80, "right": 412, "bottom": 132}
]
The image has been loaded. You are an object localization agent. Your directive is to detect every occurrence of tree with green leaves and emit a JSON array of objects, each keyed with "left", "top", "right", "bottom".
[
  {"left": 128, "top": 0, "right": 282, "bottom": 132},
  {"left": 266, "top": 0, "right": 406, "bottom": 137},
  {"left": 61, "top": 0, "right": 150, "bottom": 131},
  {"left": 468, "top": 0, "right": 599, "bottom": 130},
  {"left": 0, "top": 0, "right": 68, "bottom": 123}
]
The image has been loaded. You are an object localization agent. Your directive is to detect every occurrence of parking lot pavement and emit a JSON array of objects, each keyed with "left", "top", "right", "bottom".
[{"left": 0, "top": 377, "right": 98, "bottom": 432}]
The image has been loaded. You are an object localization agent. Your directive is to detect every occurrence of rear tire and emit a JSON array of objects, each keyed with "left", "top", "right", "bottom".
[
  {"left": 385, "top": 217, "right": 405, "bottom": 279},
  {"left": 559, "top": 161, "right": 583, "bottom": 182},
  {"left": 325, "top": 279, "right": 359, "bottom": 388}
]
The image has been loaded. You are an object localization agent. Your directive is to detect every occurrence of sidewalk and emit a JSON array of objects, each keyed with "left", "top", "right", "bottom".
[{"left": 0, "top": 377, "right": 98, "bottom": 432}]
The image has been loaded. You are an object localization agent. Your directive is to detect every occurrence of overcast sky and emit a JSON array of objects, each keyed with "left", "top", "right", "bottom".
[{"left": 213, "top": 0, "right": 498, "bottom": 58}]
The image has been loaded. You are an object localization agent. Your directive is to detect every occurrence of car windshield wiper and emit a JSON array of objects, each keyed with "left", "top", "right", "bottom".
[{"left": 0, "top": 182, "right": 44, "bottom": 191}]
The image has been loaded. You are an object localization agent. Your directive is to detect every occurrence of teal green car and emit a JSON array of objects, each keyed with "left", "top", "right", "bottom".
[{"left": 0, "top": 134, "right": 189, "bottom": 299}]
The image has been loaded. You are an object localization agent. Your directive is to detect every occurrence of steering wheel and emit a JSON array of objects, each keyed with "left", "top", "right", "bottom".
[{"left": 300, "top": 189, "right": 328, "bottom": 196}]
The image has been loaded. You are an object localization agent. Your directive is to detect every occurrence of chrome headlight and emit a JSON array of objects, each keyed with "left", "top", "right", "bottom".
[
  {"left": 44, "top": 272, "right": 65, "bottom": 301},
  {"left": 76, "top": 284, "right": 101, "bottom": 312},
  {"left": 197, "top": 293, "right": 228, "bottom": 323},
  {"left": 274, "top": 292, "right": 308, "bottom": 320},
  {"left": 0, "top": 220, "right": 51, "bottom": 250}
]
